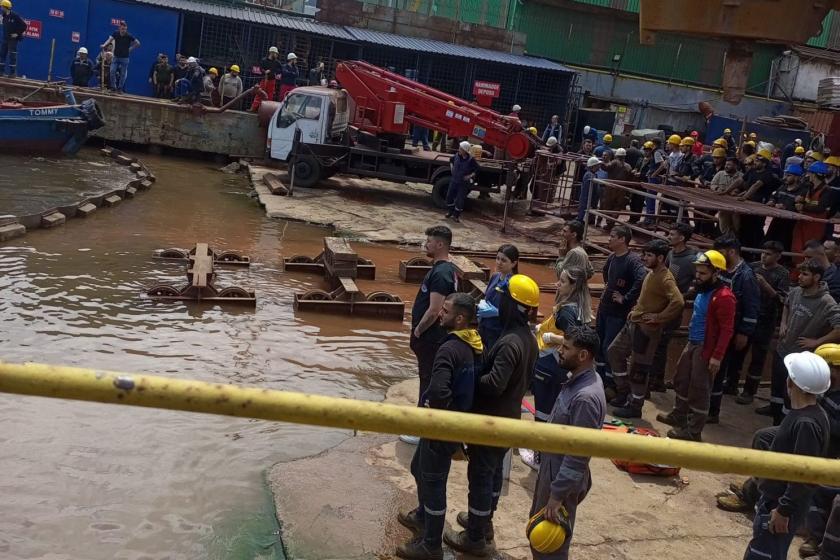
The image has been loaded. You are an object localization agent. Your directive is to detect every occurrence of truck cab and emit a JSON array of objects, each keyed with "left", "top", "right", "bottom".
[{"left": 267, "top": 86, "right": 350, "bottom": 161}]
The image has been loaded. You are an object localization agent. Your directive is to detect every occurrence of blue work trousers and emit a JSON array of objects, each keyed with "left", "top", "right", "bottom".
[
  {"left": 446, "top": 180, "right": 469, "bottom": 214},
  {"left": 465, "top": 444, "right": 507, "bottom": 541},
  {"left": 410, "top": 438, "right": 459, "bottom": 546},
  {"left": 110, "top": 57, "right": 129, "bottom": 91},
  {"left": 595, "top": 311, "right": 625, "bottom": 384},
  {"left": 744, "top": 498, "right": 800, "bottom": 560}
]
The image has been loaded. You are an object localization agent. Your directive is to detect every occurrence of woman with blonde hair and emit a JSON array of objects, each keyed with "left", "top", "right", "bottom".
[{"left": 521, "top": 266, "right": 593, "bottom": 469}]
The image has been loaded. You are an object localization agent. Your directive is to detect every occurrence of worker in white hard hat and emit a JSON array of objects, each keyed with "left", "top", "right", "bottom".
[
  {"left": 742, "top": 350, "right": 831, "bottom": 560},
  {"left": 278, "top": 52, "right": 299, "bottom": 100},
  {"left": 444, "top": 141, "right": 480, "bottom": 223},
  {"left": 260, "top": 46, "right": 282, "bottom": 100},
  {"left": 1, "top": 0, "right": 27, "bottom": 78},
  {"left": 70, "top": 46, "right": 95, "bottom": 87},
  {"left": 601, "top": 146, "right": 633, "bottom": 216},
  {"left": 576, "top": 156, "right": 603, "bottom": 223},
  {"left": 510, "top": 104, "right": 522, "bottom": 116},
  {"left": 545, "top": 136, "right": 561, "bottom": 155}
]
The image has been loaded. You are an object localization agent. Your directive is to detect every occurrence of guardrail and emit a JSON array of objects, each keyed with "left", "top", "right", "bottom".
[{"left": 1, "top": 361, "right": 839, "bottom": 485}]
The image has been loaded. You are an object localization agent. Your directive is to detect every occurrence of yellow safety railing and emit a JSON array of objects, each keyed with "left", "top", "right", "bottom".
[{"left": 2, "top": 361, "right": 840, "bottom": 485}]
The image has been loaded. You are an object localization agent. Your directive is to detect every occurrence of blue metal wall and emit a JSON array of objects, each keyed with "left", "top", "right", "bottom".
[{"left": 12, "top": 0, "right": 179, "bottom": 95}]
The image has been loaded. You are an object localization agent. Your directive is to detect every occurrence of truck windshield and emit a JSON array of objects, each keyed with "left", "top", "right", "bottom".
[{"left": 277, "top": 94, "right": 322, "bottom": 128}]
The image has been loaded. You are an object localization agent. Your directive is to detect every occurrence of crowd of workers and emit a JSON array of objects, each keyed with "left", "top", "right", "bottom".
[{"left": 396, "top": 134, "right": 840, "bottom": 560}]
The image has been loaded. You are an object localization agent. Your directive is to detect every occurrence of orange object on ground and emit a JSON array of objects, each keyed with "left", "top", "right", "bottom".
[{"left": 605, "top": 424, "right": 682, "bottom": 477}]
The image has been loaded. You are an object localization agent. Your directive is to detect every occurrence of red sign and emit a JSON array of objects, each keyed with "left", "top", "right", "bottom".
[
  {"left": 71, "top": 32, "right": 80, "bottom": 43},
  {"left": 472, "top": 80, "right": 500, "bottom": 98},
  {"left": 49, "top": 9, "right": 64, "bottom": 18},
  {"left": 23, "top": 19, "right": 42, "bottom": 40},
  {"left": 111, "top": 18, "right": 123, "bottom": 26}
]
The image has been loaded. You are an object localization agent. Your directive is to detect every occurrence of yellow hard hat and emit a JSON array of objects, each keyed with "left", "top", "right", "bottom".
[
  {"left": 526, "top": 507, "right": 570, "bottom": 554},
  {"left": 816, "top": 344, "right": 840, "bottom": 366},
  {"left": 723, "top": 128, "right": 732, "bottom": 133},
  {"left": 712, "top": 148, "right": 727, "bottom": 158},
  {"left": 756, "top": 148, "right": 772, "bottom": 160},
  {"left": 529, "top": 127, "right": 538, "bottom": 135},
  {"left": 812, "top": 151, "right": 825, "bottom": 162},
  {"left": 713, "top": 138, "right": 727, "bottom": 147},
  {"left": 680, "top": 137, "right": 695, "bottom": 146},
  {"left": 230, "top": 64, "right": 240, "bottom": 73},
  {"left": 209, "top": 67, "right": 218, "bottom": 75},
  {"left": 795, "top": 146, "right": 806, "bottom": 154},
  {"left": 694, "top": 249, "right": 727, "bottom": 271},
  {"left": 745, "top": 140, "right": 756, "bottom": 147},
  {"left": 0, "top": 0, "right": 11, "bottom": 8},
  {"left": 643, "top": 141, "right": 654, "bottom": 149},
  {"left": 667, "top": 134, "right": 681, "bottom": 145},
  {"left": 603, "top": 134, "right": 613, "bottom": 143},
  {"left": 502, "top": 274, "right": 540, "bottom": 308}
]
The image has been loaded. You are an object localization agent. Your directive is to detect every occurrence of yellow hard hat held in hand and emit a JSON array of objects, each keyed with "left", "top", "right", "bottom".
[{"left": 527, "top": 506, "right": 571, "bottom": 553}]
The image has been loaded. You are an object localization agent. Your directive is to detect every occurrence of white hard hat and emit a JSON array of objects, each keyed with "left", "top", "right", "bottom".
[
  {"left": 187, "top": 56, "right": 197, "bottom": 63},
  {"left": 587, "top": 156, "right": 601, "bottom": 167},
  {"left": 512, "top": 104, "right": 521, "bottom": 112},
  {"left": 546, "top": 137, "right": 558, "bottom": 147},
  {"left": 269, "top": 46, "right": 279, "bottom": 53},
  {"left": 459, "top": 141, "right": 471, "bottom": 152},
  {"left": 784, "top": 351, "right": 831, "bottom": 395},
  {"left": 583, "top": 125, "right": 591, "bottom": 134},
  {"left": 77, "top": 47, "right": 88, "bottom": 54},
  {"left": 287, "top": 52, "right": 298, "bottom": 60},
  {"left": 615, "top": 147, "right": 627, "bottom": 157},
  {"left": 795, "top": 138, "right": 803, "bottom": 145}
]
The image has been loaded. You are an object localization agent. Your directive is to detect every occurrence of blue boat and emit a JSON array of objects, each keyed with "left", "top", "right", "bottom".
[{"left": 0, "top": 90, "right": 104, "bottom": 155}]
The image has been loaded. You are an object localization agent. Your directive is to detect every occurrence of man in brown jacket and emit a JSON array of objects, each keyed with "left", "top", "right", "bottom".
[{"left": 608, "top": 239, "right": 685, "bottom": 418}]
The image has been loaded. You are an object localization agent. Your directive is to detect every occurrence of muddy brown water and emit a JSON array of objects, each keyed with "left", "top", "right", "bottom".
[{"left": 0, "top": 150, "right": 557, "bottom": 559}]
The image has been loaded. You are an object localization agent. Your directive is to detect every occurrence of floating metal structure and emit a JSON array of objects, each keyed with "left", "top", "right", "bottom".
[
  {"left": 146, "top": 243, "right": 256, "bottom": 305},
  {"left": 154, "top": 246, "right": 251, "bottom": 267}
]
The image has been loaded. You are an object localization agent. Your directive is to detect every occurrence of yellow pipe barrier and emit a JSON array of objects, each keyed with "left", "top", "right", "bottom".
[{"left": 2, "top": 361, "right": 840, "bottom": 485}]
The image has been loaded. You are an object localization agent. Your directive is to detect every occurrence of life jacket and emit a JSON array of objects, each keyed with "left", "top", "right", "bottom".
[{"left": 603, "top": 422, "right": 681, "bottom": 477}]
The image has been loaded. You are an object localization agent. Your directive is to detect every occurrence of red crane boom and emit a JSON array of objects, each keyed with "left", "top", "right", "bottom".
[{"left": 335, "top": 60, "right": 536, "bottom": 160}]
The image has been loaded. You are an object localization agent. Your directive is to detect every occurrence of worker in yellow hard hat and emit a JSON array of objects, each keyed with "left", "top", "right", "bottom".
[
  {"left": 446, "top": 273, "right": 540, "bottom": 557},
  {"left": 722, "top": 127, "right": 736, "bottom": 155},
  {"left": 674, "top": 137, "right": 698, "bottom": 180},
  {"left": 526, "top": 324, "right": 605, "bottom": 559},
  {"left": 657, "top": 249, "right": 735, "bottom": 441},
  {"left": 795, "top": 146, "right": 806, "bottom": 155},
  {"left": 0, "top": 0, "right": 25, "bottom": 78},
  {"left": 699, "top": 147, "right": 728, "bottom": 188},
  {"left": 219, "top": 64, "right": 244, "bottom": 108},
  {"left": 713, "top": 138, "right": 727, "bottom": 149}
]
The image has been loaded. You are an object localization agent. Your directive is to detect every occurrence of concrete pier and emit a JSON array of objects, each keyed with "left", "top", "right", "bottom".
[{"left": 0, "top": 77, "right": 266, "bottom": 157}]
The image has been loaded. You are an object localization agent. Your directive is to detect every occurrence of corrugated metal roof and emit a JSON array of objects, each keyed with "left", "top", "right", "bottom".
[
  {"left": 131, "top": 0, "right": 357, "bottom": 40},
  {"left": 793, "top": 44, "right": 840, "bottom": 65},
  {"left": 345, "top": 27, "right": 572, "bottom": 71}
]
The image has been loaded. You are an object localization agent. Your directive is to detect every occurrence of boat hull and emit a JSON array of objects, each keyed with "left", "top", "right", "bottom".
[{"left": 0, "top": 102, "right": 102, "bottom": 155}]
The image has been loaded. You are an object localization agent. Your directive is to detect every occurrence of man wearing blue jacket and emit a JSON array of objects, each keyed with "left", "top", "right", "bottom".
[{"left": 709, "top": 234, "right": 761, "bottom": 422}]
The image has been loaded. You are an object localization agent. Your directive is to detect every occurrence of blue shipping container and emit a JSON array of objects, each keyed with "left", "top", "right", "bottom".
[{"left": 8, "top": 0, "right": 179, "bottom": 95}]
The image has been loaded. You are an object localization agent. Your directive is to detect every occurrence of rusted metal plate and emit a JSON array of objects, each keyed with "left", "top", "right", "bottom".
[{"left": 293, "top": 295, "right": 405, "bottom": 320}]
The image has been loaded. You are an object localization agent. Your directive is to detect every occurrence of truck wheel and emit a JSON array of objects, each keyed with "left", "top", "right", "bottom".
[
  {"left": 291, "top": 155, "right": 321, "bottom": 188},
  {"left": 431, "top": 176, "right": 450, "bottom": 209}
]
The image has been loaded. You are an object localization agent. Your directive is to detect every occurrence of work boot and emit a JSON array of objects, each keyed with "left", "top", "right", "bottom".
[
  {"left": 723, "top": 384, "right": 739, "bottom": 396},
  {"left": 612, "top": 404, "right": 643, "bottom": 419},
  {"left": 799, "top": 537, "right": 820, "bottom": 558},
  {"left": 716, "top": 493, "right": 751, "bottom": 512},
  {"left": 398, "top": 508, "right": 424, "bottom": 533},
  {"left": 456, "top": 511, "right": 494, "bottom": 542},
  {"left": 656, "top": 411, "right": 685, "bottom": 427},
  {"left": 443, "top": 528, "right": 492, "bottom": 557},
  {"left": 755, "top": 403, "right": 778, "bottom": 417},
  {"left": 608, "top": 393, "right": 629, "bottom": 408},
  {"left": 736, "top": 392, "right": 754, "bottom": 405},
  {"left": 729, "top": 481, "right": 746, "bottom": 500},
  {"left": 666, "top": 427, "right": 701, "bottom": 442},
  {"left": 451, "top": 214, "right": 461, "bottom": 223},
  {"left": 396, "top": 537, "right": 443, "bottom": 560}
]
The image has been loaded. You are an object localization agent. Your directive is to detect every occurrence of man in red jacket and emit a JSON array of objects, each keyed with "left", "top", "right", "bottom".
[{"left": 657, "top": 250, "right": 736, "bottom": 441}]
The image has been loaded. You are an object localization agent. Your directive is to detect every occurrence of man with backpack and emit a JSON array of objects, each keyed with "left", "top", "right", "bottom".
[{"left": 396, "top": 293, "right": 483, "bottom": 560}]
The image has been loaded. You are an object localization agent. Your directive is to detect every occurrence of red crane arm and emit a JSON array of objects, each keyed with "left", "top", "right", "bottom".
[{"left": 335, "top": 60, "right": 535, "bottom": 159}]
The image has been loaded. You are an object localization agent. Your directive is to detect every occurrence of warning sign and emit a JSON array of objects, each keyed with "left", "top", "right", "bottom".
[
  {"left": 23, "top": 19, "right": 42, "bottom": 40},
  {"left": 472, "top": 80, "right": 501, "bottom": 99},
  {"left": 71, "top": 32, "right": 81, "bottom": 43}
]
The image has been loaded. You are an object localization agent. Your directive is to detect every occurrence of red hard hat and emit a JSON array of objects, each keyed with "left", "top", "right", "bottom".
[{"left": 690, "top": 130, "right": 699, "bottom": 137}]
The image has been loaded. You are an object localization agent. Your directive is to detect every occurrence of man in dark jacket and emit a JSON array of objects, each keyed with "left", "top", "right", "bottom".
[
  {"left": 542, "top": 114, "right": 562, "bottom": 145},
  {"left": 278, "top": 52, "right": 299, "bottom": 100},
  {"left": 708, "top": 234, "right": 761, "bottom": 422},
  {"left": 444, "top": 274, "right": 540, "bottom": 557},
  {"left": 397, "top": 293, "right": 483, "bottom": 560},
  {"left": 529, "top": 326, "right": 606, "bottom": 560},
  {"left": 70, "top": 47, "right": 95, "bottom": 87},
  {"left": 445, "top": 141, "right": 479, "bottom": 222},
  {"left": 0, "top": 0, "right": 27, "bottom": 78}
]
